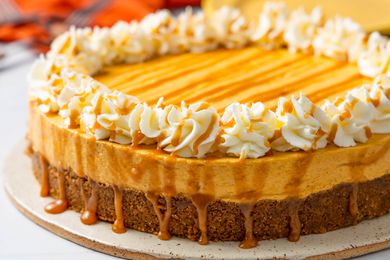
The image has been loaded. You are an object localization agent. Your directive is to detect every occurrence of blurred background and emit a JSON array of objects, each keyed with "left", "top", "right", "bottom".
[
  {"left": 1, "top": 0, "right": 390, "bottom": 70},
  {"left": 0, "top": 0, "right": 390, "bottom": 259}
]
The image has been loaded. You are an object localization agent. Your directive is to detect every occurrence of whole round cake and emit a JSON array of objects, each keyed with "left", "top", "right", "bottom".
[{"left": 27, "top": 2, "right": 390, "bottom": 249}]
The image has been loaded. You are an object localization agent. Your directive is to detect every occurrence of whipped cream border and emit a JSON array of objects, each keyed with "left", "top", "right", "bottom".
[{"left": 29, "top": 2, "right": 390, "bottom": 159}]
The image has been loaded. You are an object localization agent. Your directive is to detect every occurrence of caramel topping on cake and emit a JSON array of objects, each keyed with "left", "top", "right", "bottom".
[{"left": 95, "top": 48, "right": 369, "bottom": 111}]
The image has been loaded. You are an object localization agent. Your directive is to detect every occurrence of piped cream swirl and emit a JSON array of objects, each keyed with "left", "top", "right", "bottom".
[
  {"left": 220, "top": 102, "right": 276, "bottom": 159},
  {"left": 158, "top": 102, "right": 220, "bottom": 158},
  {"left": 253, "top": 1, "right": 288, "bottom": 49},
  {"left": 272, "top": 94, "right": 330, "bottom": 151}
]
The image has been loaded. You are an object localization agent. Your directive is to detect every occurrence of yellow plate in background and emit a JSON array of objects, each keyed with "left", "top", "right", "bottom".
[{"left": 202, "top": 0, "right": 390, "bottom": 34}]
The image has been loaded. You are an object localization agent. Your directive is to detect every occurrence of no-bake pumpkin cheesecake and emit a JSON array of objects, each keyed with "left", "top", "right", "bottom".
[{"left": 27, "top": 2, "right": 390, "bottom": 249}]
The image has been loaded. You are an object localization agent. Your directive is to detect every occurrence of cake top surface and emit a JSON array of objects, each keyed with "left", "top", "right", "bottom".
[
  {"left": 94, "top": 47, "right": 369, "bottom": 112},
  {"left": 28, "top": 1, "right": 390, "bottom": 159}
]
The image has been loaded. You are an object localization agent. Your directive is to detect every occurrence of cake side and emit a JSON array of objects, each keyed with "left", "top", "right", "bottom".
[
  {"left": 30, "top": 151, "right": 390, "bottom": 244},
  {"left": 29, "top": 106, "right": 390, "bottom": 202}
]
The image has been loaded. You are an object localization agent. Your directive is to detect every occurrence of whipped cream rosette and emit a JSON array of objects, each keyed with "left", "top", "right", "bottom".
[
  {"left": 322, "top": 94, "right": 373, "bottom": 148},
  {"left": 110, "top": 21, "right": 155, "bottom": 64},
  {"left": 283, "top": 7, "right": 323, "bottom": 53},
  {"left": 176, "top": 8, "right": 219, "bottom": 53},
  {"left": 128, "top": 98, "right": 166, "bottom": 145},
  {"left": 364, "top": 76, "right": 390, "bottom": 133},
  {"left": 140, "top": 10, "right": 179, "bottom": 55},
  {"left": 272, "top": 94, "right": 330, "bottom": 151},
  {"left": 158, "top": 102, "right": 219, "bottom": 158},
  {"left": 220, "top": 102, "right": 276, "bottom": 159},
  {"left": 80, "top": 90, "right": 138, "bottom": 143},
  {"left": 313, "top": 16, "right": 365, "bottom": 62},
  {"left": 358, "top": 32, "right": 390, "bottom": 78},
  {"left": 212, "top": 6, "right": 252, "bottom": 49},
  {"left": 253, "top": 1, "right": 287, "bottom": 49}
]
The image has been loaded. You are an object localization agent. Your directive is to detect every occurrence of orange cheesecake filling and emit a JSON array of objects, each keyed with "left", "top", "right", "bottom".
[
  {"left": 30, "top": 106, "right": 390, "bottom": 202},
  {"left": 94, "top": 47, "right": 371, "bottom": 112}
]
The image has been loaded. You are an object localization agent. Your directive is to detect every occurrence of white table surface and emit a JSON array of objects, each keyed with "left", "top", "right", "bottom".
[{"left": 0, "top": 48, "right": 389, "bottom": 260}]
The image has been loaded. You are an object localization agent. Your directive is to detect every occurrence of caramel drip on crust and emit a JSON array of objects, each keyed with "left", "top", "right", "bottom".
[
  {"left": 39, "top": 155, "right": 50, "bottom": 197},
  {"left": 146, "top": 192, "right": 172, "bottom": 240},
  {"left": 191, "top": 193, "right": 214, "bottom": 245},
  {"left": 112, "top": 185, "right": 126, "bottom": 234},
  {"left": 284, "top": 153, "right": 313, "bottom": 242},
  {"left": 288, "top": 200, "right": 301, "bottom": 242},
  {"left": 343, "top": 140, "right": 390, "bottom": 220},
  {"left": 239, "top": 203, "right": 258, "bottom": 249},
  {"left": 349, "top": 183, "right": 359, "bottom": 223},
  {"left": 80, "top": 180, "right": 98, "bottom": 225},
  {"left": 234, "top": 160, "right": 269, "bottom": 248},
  {"left": 45, "top": 170, "right": 68, "bottom": 214}
]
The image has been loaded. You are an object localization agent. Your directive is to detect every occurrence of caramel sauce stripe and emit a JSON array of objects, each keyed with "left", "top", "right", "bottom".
[
  {"left": 114, "top": 49, "right": 257, "bottom": 94},
  {"left": 96, "top": 47, "right": 368, "bottom": 112}
]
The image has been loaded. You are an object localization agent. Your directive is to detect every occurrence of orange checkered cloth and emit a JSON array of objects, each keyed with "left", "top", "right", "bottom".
[{"left": 0, "top": 0, "right": 200, "bottom": 52}]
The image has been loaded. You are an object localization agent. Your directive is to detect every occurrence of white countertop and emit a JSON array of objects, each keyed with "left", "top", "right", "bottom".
[{"left": 0, "top": 48, "right": 388, "bottom": 260}]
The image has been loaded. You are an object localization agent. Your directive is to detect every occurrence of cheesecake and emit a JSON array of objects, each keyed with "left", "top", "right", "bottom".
[{"left": 27, "top": 2, "right": 390, "bottom": 249}]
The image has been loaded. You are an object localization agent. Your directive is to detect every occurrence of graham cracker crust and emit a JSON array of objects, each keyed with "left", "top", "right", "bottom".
[{"left": 31, "top": 152, "right": 390, "bottom": 243}]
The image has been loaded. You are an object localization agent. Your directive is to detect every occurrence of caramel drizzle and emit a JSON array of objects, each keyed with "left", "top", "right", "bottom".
[
  {"left": 284, "top": 153, "right": 313, "bottom": 242},
  {"left": 131, "top": 130, "right": 144, "bottom": 147},
  {"left": 45, "top": 170, "right": 68, "bottom": 214},
  {"left": 327, "top": 123, "right": 338, "bottom": 143},
  {"left": 193, "top": 114, "right": 217, "bottom": 156},
  {"left": 146, "top": 192, "right": 172, "bottom": 240},
  {"left": 239, "top": 63, "right": 347, "bottom": 105},
  {"left": 349, "top": 183, "right": 359, "bottom": 223},
  {"left": 25, "top": 142, "right": 33, "bottom": 157},
  {"left": 164, "top": 51, "right": 280, "bottom": 103},
  {"left": 39, "top": 155, "right": 50, "bottom": 197},
  {"left": 126, "top": 49, "right": 262, "bottom": 98},
  {"left": 192, "top": 55, "right": 312, "bottom": 104},
  {"left": 112, "top": 185, "right": 126, "bottom": 233},
  {"left": 288, "top": 201, "right": 301, "bottom": 242},
  {"left": 236, "top": 160, "right": 269, "bottom": 248},
  {"left": 344, "top": 141, "right": 390, "bottom": 221},
  {"left": 191, "top": 193, "right": 213, "bottom": 245},
  {"left": 96, "top": 45, "right": 366, "bottom": 111},
  {"left": 176, "top": 55, "right": 306, "bottom": 107},
  {"left": 80, "top": 180, "right": 98, "bottom": 225},
  {"left": 114, "top": 50, "right": 233, "bottom": 92},
  {"left": 104, "top": 53, "right": 201, "bottom": 88},
  {"left": 239, "top": 203, "right": 258, "bottom": 249}
]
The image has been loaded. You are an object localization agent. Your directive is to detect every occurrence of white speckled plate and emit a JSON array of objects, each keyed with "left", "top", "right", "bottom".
[{"left": 4, "top": 141, "right": 390, "bottom": 259}]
